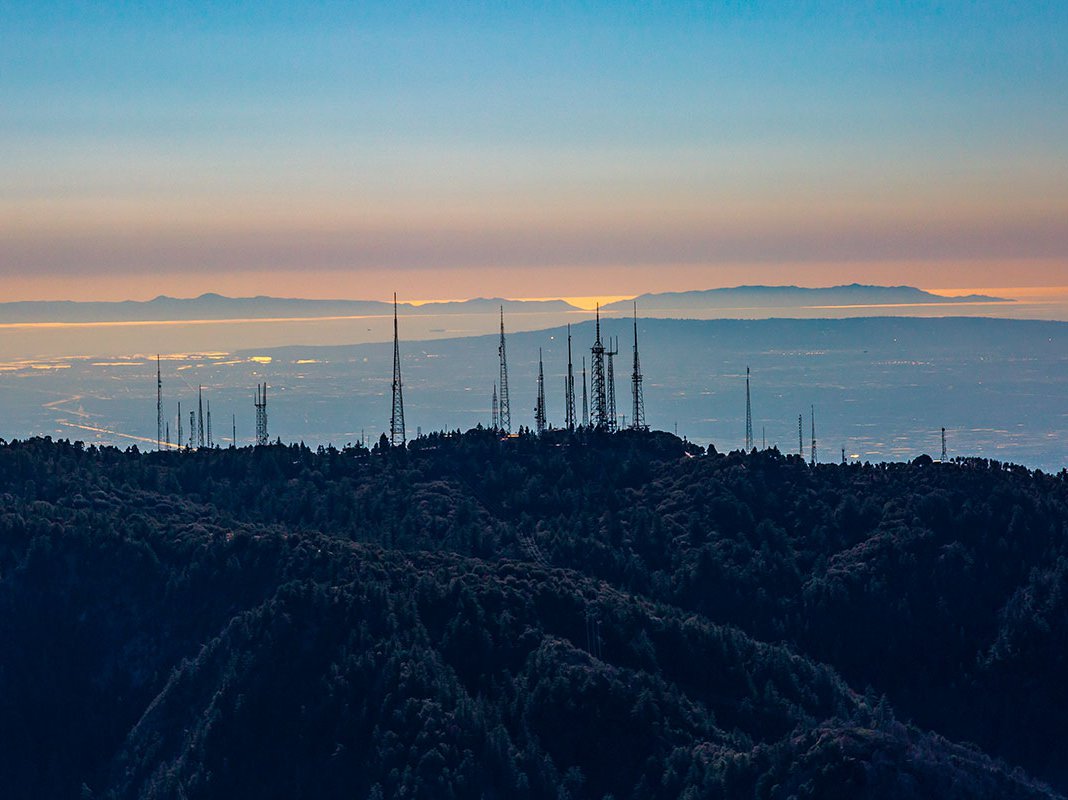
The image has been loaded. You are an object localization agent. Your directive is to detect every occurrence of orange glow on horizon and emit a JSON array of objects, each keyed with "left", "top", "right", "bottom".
[{"left": 0, "top": 260, "right": 1065, "bottom": 305}]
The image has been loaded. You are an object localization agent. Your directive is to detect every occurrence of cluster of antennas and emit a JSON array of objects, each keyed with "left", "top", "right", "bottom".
[
  {"left": 385, "top": 300, "right": 648, "bottom": 444},
  {"left": 488, "top": 302, "right": 647, "bottom": 436},
  {"left": 154, "top": 355, "right": 258, "bottom": 451},
  {"left": 153, "top": 300, "right": 951, "bottom": 461}
]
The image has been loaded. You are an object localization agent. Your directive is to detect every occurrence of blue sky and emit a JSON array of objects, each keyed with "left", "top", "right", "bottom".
[{"left": 1, "top": 1, "right": 1065, "bottom": 299}]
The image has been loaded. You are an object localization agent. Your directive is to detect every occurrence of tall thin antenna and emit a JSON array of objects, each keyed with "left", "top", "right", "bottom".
[
  {"left": 165, "top": 421, "right": 170, "bottom": 448},
  {"left": 581, "top": 357, "right": 589, "bottom": 427},
  {"left": 605, "top": 335, "right": 619, "bottom": 431},
  {"left": 591, "top": 304, "right": 608, "bottom": 428},
  {"left": 841, "top": 446, "right": 846, "bottom": 465},
  {"left": 189, "top": 410, "right": 196, "bottom": 449},
  {"left": 631, "top": 303, "right": 646, "bottom": 430},
  {"left": 177, "top": 401, "right": 183, "bottom": 451},
  {"left": 744, "top": 366, "right": 753, "bottom": 450},
  {"left": 197, "top": 385, "right": 205, "bottom": 449},
  {"left": 941, "top": 427, "right": 947, "bottom": 462},
  {"left": 255, "top": 383, "right": 268, "bottom": 446},
  {"left": 232, "top": 413, "right": 236, "bottom": 448},
  {"left": 810, "top": 405, "right": 817, "bottom": 465},
  {"left": 535, "top": 348, "right": 546, "bottom": 434},
  {"left": 798, "top": 414, "right": 803, "bottom": 456},
  {"left": 491, "top": 383, "right": 499, "bottom": 430},
  {"left": 156, "top": 355, "right": 163, "bottom": 451},
  {"left": 206, "top": 399, "right": 213, "bottom": 448},
  {"left": 498, "top": 306, "right": 511, "bottom": 433},
  {"left": 390, "top": 293, "right": 406, "bottom": 446},
  {"left": 565, "top": 324, "right": 576, "bottom": 430}
]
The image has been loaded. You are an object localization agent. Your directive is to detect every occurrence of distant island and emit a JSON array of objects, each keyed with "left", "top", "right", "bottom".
[
  {"left": 0, "top": 294, "right": 578, "bottom": 324},
  {"left": 0, "top": 284, "right": 1011, "bottom": 324},
  {"left": 601, "top": 283, "right": 1012, "bottom": 311}
]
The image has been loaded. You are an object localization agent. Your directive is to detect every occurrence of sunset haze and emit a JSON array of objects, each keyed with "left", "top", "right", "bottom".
[{"left": 3, "top": 2, "right": 1066, "bottom": 300}]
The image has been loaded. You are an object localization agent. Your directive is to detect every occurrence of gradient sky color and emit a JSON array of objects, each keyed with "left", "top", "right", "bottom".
[{"left": 2, "top": 1, "right": 1066, "bottom": 301}]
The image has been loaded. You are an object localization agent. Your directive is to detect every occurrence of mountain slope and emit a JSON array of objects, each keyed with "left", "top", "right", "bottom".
[{"left": 0, "top": 434, "right": 1063, "bottom": 798}]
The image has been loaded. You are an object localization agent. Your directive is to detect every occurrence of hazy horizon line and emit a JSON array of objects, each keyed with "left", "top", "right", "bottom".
[{"left": 1, "top": 281, "right": 1051, "bottom": 308}]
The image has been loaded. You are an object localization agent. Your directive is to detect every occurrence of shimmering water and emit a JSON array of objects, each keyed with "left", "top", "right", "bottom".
[{"left": 1, "top": 286, "right": 1066, "bottom": 360}]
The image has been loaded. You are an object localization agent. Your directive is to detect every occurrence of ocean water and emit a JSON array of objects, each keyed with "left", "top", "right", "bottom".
[{"left": 1, "top": 286, "right": 1066, "bottom": 361}]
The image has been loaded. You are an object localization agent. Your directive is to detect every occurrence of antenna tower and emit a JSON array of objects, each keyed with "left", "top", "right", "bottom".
[
  {"left": 745, "top": 367, "right": 753, "bottom": 450},
  {"left": 631, "top": 303, "right": 646, "bottom": 430},
  {"left": 189, "top": 410, "right": 196, "bottom": 449},
  {"left": 156, "top": 355, "right": 163, "bottom": 451},
  {"left": 941, "top": 427, "right": 947, "bottom": 462},
  {"left": 254, "top": 383, "right": 268, "bottom": 446},
  {"left": 565, "top": 325, "right": 576, "bottom": 429},
  {"left": 841, "top": 446, "right": 846, "bottom": 465},
  {"left": 581, "top": 357, "right": 589, "bottom": 427},
  {"left": 590, "top": 305, "right": 608, "bottom": 428},
  {"left": 165, "top": 422, "right": 170, "bottom": 448},
  {"left": 177, "top": 401, "right": 182, "bottom": 451},
  {"left": 196, "top": 386, "right": 204, "bottom": 448},
  {"left": 798, "top": 414, "right": 803, "bottom": 456},
  {"left": 535, "top": 348, "right": 547, "bottom": 434},
  {"left": 232, "top": 413, "right": 236, "bottom": 447},
  {"left": 606, "top": 336, "right": 619, "bottom": 431},
  {"left": 498, "top": 306, "right": 511, "bottom": 433},
  {"left": 390, "top": 293, "right": 406, "bottom": 445},
  {"left": 491, "top": 383, "right": 499, "bottom": 430},
  {"left": 206, "top": 400, "right": 213, "bottom": 448},
  {"left": 810, "top": 405, "right": 817, "bottom": 465}
]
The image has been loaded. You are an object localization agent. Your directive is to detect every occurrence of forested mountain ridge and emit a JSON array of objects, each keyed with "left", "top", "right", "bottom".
[{"left": 0, "top": 432, "right": 1065, "bottom": 799}]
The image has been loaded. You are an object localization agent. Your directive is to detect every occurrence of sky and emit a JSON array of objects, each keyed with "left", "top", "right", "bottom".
[{"left": 2, "top": 1, "right": 1066, "bottom": 301}]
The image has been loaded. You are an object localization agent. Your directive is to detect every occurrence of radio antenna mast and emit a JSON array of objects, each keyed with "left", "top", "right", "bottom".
[{"left": 390, "top": 293, "right": 406, "bottom": 445}]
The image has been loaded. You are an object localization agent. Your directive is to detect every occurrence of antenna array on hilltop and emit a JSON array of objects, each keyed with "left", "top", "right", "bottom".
[
  {"left": 535, "top": 348, "right": 547, "bottom": 435},
  {"left": 390, "top": 293, "right": 405, "bottom": 446},
  {"left": 565, "top": 325, "right": 576, "bottom": 430},
  {"left": 590, "top": 304, "right": 609, "bottom": 428},
  {"left": 745, "top": 366, "right": 753, "bottom": 450},
  {"left": 141, "top": 296, "right": 964, "bottom": 469},
  {"left": 606, "top": 335, "right": 619, "bottom": 431},
  {"left": 255, "top": 383, "right": 268, "bottom": 446},
  {"left": 581, "top": 357, "right": 589, "bottom": 427},
  {"left": 631, "top": 304, "right": 646, "bottom": 430},
  {"left": 498, "top": 307, "right": 511, "bottom": 434},
  {"left": 197, "top": 385, "right": 205, "bottom": 448},
  {"left": 156, "top": 355, "right": 163, "bottom": 451}
]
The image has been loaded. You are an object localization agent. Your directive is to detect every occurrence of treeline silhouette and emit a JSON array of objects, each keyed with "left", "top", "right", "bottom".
[{"left": 0, "top": 430, "right": 1065, "bottom": 799}]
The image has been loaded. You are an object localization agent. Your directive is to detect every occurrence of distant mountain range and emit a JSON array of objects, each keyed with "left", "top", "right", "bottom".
[
  {"left": 601, "top": 283, "right": 1011, "bottom": 311},
  {"left": 0, "top": 285, "right": 1010, "bottom": 324},
  {"left": 0, "top": 294, "right": 577, "bottom": 324}
]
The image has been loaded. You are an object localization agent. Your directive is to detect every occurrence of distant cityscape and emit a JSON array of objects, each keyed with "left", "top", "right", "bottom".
[{"left": 0, "top": 287, "right": 1064, "bottom": 472}]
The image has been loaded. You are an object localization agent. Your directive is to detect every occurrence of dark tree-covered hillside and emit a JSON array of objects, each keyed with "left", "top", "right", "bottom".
[{"left": 0, "top": 431, "right": 1064, "bottom": 799}]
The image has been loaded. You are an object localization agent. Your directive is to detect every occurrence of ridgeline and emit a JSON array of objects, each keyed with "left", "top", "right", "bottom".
[{"left": 1, "top": 430, "right": 1066, "bottom": 799}]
